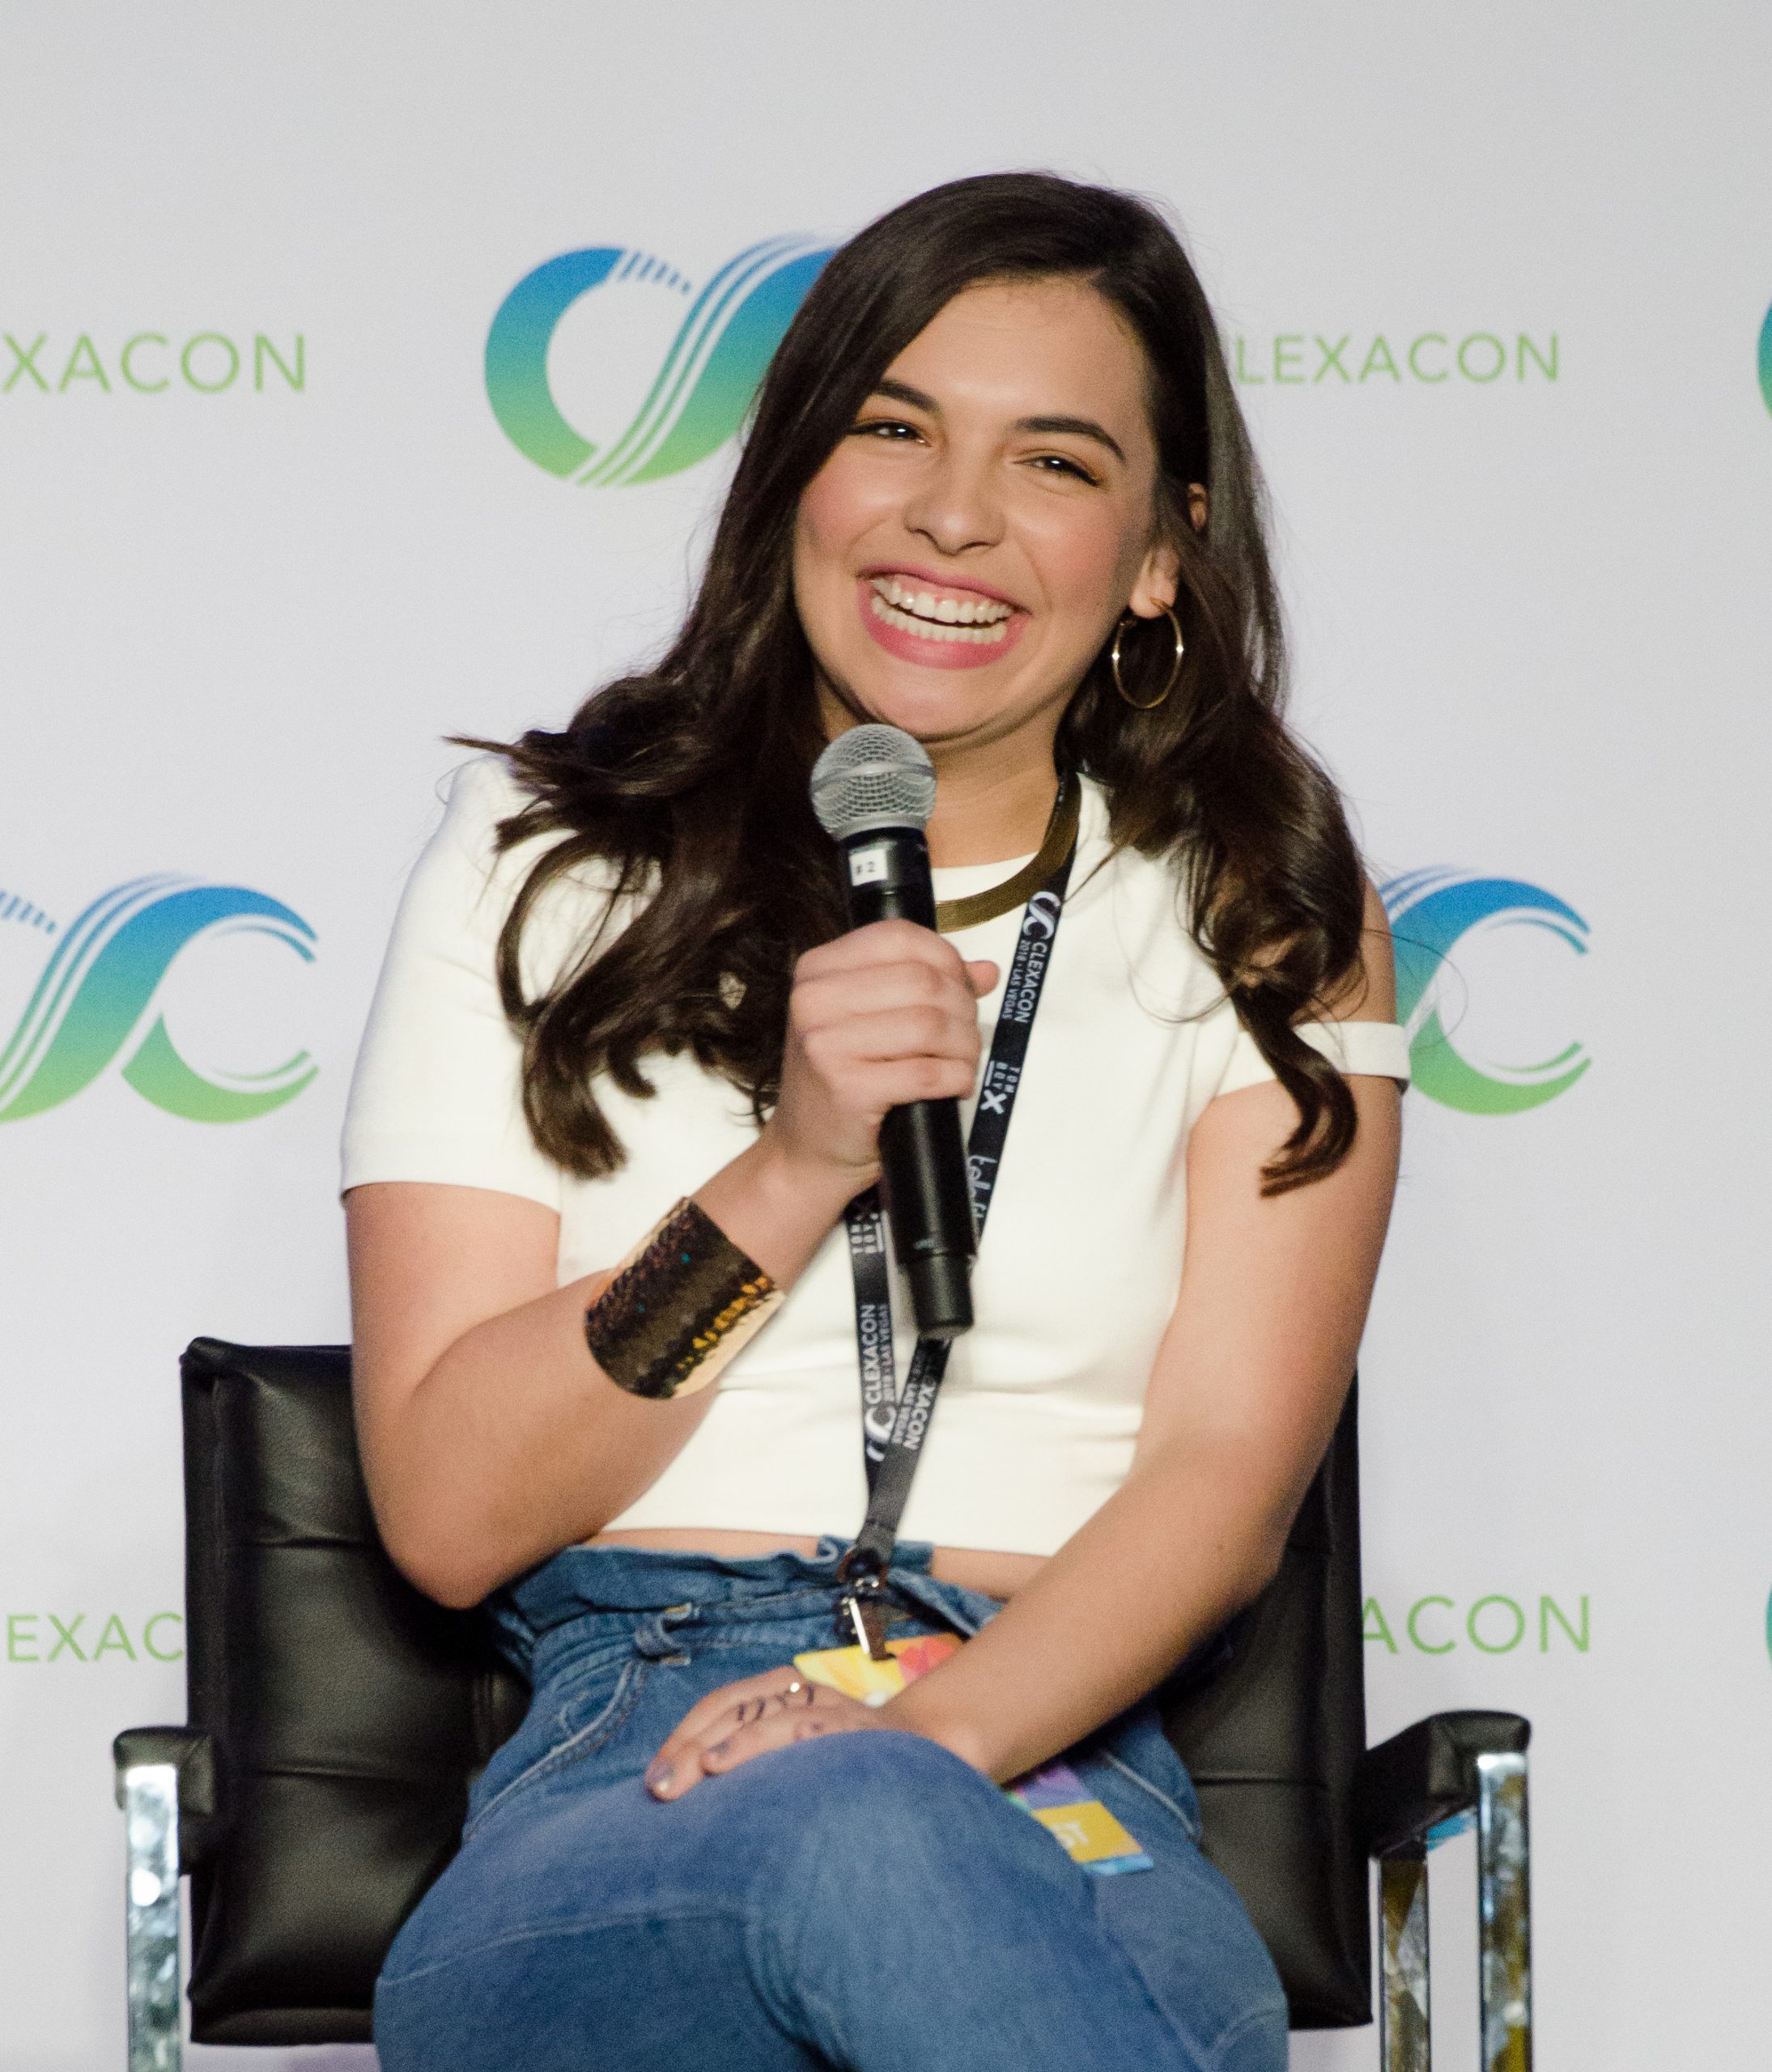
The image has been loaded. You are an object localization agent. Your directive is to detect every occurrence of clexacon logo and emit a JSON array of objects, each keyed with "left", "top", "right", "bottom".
[
  {"left": 1382, "top": 869, "right": 1590, "bottom": 1115},
  {"left": 0, "top": 876, "right": 317, "bottom": 1123},
  {"left": 1231, "top": 331, "right": 1559, "bottom": 387},
  {"left": 5, "top": 1611, "right": 183, "bottom": 1662},
  {"left": 2, "top": 331, "right": 304, "bottom": 395},
  {"left": 486, "top": 238, "right": 834, "bottom": 483},
  {"left": 1364, "top": 1594, "right": 1590, "bottom": 1655}
]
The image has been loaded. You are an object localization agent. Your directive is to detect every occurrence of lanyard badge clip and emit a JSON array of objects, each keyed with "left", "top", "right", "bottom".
[
  {"left": 836, "top": 1548, "right": 893, "bottom": 1661},
  {"left": 842, "top": 1586, "right": 890, "bottom": 1662}
]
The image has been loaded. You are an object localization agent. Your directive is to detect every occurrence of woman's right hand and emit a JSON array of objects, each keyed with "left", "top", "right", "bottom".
[
  {"left": 351, "top": 924, "right": 994, "bottom": 1608},
  {"left": 764, "top": 920, "right": 999, "bottom": 1197}
]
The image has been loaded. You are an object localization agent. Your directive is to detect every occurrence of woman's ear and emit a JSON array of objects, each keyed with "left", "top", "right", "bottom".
[
  {"left": 1128, "top": 481, "right": 1208, "bottom": 617},
  {"left": 1128, "top": 533, "right": 1182, "bottom": 620}
]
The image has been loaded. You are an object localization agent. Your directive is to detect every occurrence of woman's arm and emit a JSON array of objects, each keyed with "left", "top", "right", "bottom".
[
  {"left": 349, "top": 1144, "right": 830, "bottom": 1609},
  {"left": 886, "top": 892, "right": 1402, "bottom": 1777},
  {"left": 350, "top": 921, "right": 998, "bottom": 1608},
  {"left": 647, "top": 885, "right": 1401, "bottom": 1792},
  {"left": 888, "top": 1072, "right": 1400, "bottom": 1777}
]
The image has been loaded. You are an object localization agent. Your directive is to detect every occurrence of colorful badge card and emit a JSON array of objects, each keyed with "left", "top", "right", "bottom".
[
  {"left": 793, "top": 1631, "right": 962, "bottom": 1705},
  {"left": 1007, "top": 1759, "right": 1154, "bottom": 1876},
  {"left": 794, "top": 1632, "right": 1151, "bottom": 1876}
]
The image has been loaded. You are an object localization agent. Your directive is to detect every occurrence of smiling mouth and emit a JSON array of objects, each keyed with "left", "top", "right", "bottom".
[{"left": 866, "top": 574, "right": 1016, "bottom": 646}]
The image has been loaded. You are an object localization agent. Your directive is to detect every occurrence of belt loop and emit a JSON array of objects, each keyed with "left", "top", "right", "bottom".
[{"left": 631, "top": 1607, "right": 695, "bottom": 1663}]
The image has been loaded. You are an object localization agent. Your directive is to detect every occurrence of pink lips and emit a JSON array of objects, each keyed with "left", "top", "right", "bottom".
[{"left": 856, "top": 576, "right": 1028, "bottom": 672}]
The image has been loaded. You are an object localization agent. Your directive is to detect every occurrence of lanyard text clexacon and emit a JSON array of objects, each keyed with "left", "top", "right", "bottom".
[{"left": 836, "top": 828, "right": 1077, "bottom": 1656}]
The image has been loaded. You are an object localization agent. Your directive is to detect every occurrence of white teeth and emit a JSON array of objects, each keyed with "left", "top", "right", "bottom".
[
  {"left": 868, "top": 575, "right": 1013, "bottom": 631},
  {"left": 868, "top": 592, "right": 1009, "bottom": 644}
]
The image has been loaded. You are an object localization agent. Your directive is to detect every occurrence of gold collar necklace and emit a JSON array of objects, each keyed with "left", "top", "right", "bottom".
[{"left": 933, "top": 771, "right": 1081, "bottom": 934}]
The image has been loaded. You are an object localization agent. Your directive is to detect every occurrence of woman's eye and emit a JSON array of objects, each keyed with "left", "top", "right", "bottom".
[
  {"left": 850, "top": 418, "right": 920, "bottom": 442},
  {"left": 1028, "top": 453, "right": 1099, "bottom": 485}
]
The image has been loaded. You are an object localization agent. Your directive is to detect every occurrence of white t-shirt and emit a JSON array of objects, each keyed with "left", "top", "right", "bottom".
[{"left": 342, "top": 758, "right": 1408, "bottom": 1558}]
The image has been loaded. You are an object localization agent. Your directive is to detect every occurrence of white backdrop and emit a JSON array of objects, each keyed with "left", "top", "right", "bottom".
[{"left": 4, "top": 6, "right": 1770, "bottom": 2067}]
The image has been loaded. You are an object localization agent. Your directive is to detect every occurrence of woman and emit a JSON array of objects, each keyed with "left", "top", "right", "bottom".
[{"left": 346, "top": 172, "right": 1405, "bottom": 2072}]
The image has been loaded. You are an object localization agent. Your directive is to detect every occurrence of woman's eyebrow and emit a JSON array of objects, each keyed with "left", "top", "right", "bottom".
[
  {"left": 866, "top": 379, "right": 1126, "bottom": 464},
  {"left": 1015, "top": 414, "right": 1126, "bottom": 464},
  {"left": 870, "top": 376, "right": 938, "bottom": 412}
]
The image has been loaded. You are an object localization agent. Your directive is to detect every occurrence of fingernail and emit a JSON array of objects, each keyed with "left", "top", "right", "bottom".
[{"left": 645, "top": 1761, "right": 673, "bottom": 1797}]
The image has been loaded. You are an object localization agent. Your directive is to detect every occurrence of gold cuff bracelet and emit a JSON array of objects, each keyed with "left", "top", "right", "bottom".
[{"left": 584, "top": 1197, "right": 783, "bottom": 1400}]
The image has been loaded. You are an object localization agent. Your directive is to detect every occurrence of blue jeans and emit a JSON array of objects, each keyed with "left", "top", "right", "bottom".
[{"left": 373, "top": 1542, "right": 1287, "bottom": 2072}]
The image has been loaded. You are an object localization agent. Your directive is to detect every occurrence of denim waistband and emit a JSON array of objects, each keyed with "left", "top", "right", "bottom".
[{"left": 487, "top": 1539, "right": 1005, "bottom": 1682}]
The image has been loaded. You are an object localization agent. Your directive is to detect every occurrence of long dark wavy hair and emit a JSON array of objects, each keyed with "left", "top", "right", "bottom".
[{"left": 474, "top": 172, "right": 1369, "bottom": 1193}]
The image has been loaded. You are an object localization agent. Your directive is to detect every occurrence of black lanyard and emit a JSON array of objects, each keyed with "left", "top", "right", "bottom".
[{"left": 836, "top": 834, "right": 1076, "bottom": 1651}]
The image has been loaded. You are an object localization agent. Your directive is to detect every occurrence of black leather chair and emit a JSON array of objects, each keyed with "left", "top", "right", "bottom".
[{"left": 115, "top": 1340, "right": 1532, "bottom": 2072}]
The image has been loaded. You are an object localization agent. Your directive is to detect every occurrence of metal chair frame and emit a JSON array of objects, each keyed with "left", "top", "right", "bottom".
[
  {"left": 118, "top": 1676, "right": 1532, "bottom": 2072},
  {"left": 113, "top": 1335, "right": 1532, "bottom": 2071}
]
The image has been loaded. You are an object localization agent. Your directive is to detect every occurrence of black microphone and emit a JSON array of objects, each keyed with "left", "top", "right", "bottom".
[{"left": 810, "top": 724, "right": 975, "bottom": 1340}]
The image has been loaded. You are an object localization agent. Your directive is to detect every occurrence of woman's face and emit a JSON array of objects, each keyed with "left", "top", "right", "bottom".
[{"left": 793, "top": 274, "right": 1182, "bottom": 758}]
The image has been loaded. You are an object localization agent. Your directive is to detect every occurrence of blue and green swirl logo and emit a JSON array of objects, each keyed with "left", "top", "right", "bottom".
[
  {"left": 1759, "top": 301, "right": 1772, "bottom": 416},
  {"left": 1383, "top": 869, "right": 1590, "bottom": 1115},
  {"left": 0, "top": 876, "right": 317, "bottom": 1124},
  {"left": 486, "top": 237, "right": 834, "bottom": 483}
]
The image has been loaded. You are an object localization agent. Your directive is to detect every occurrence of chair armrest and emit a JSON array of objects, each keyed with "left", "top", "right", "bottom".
[
  {"left": 1356, "top": 1709, "right": 1530, "bottom": 1858},
  {"left": 114, "top": 1726, "right": 222, "bottom": 1873}
]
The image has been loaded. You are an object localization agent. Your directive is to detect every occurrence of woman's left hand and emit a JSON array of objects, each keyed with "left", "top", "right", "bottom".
[{"left": 644, "top": 1666, "right": 884, "bottom": 1799}]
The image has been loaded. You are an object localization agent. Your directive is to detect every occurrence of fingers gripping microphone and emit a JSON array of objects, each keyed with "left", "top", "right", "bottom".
[{"left": 810, "top": 725, "right": 975, "bottom": 1340}]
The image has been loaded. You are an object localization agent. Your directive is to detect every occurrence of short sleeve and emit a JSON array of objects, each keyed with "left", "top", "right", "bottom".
[
  {"left": 340, "top": 758, "right": 571, "bottom": 1209},
  {"left": 1217, "top": 1017, "right": 1412, "bottom": 1098}
]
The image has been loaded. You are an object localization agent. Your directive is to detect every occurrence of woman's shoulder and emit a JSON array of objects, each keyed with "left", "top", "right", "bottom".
[
  {"left": 429, "top": 754, "right": 630, "bottom": 902},
  {"left": 1060, "top": 777, "right": 1231, "bottom": 1021},
  {"left": 431, "top": 754, "right": 548, "bottom": 867},
  {"left": 442, "top": 749, "right": 533, "bottom": 821},
  {"left": 393, "top": 754, "right": 640, "bottom": 1002},
  {"left": 1073, "top": 774, "right": 1193, "bottom": 928}
]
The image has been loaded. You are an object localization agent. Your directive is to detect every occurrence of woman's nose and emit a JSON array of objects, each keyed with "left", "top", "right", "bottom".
[{"left": 901, "top": 449, "right": 1004, "bottom": 558}]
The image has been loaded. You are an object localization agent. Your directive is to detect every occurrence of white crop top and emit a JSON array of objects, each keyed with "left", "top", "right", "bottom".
[{"left": 342, "top": 758, "right": 1408, "bottom": 1558}]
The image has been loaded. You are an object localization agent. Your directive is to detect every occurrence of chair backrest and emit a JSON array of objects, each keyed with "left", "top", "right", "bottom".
[
  {"left": 180, "top": 1339, "right": 525, "bottom": 2044},
  {"left": 1160, "top": 1388, "right": 1370, "bottom": 2026},
  {"left": 176, "top": 1338, "right": 1368, "bottom": 2042}
]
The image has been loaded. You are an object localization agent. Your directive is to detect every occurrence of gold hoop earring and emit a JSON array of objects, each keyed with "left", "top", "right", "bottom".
[{"left": 1111, "top": 605, "right": 1184, "bottom": 711}]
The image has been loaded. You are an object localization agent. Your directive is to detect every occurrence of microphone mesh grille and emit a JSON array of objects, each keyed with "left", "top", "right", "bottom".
[{"left": 810, "top": 724, "right": 937, "bottom": 839}]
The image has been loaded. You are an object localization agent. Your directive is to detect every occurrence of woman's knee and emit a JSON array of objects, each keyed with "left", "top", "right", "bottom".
[
  {"left": 759, "top": 1729, "right": 1081, "bottom": 1919},
  {"left": 776, "top": 1729, "right": 1005, "bottom": 1837}
]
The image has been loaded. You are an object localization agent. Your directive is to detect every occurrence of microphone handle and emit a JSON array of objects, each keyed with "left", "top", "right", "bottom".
[{"left": 838, "top": 826, "right": 975, "bottom": 1340}]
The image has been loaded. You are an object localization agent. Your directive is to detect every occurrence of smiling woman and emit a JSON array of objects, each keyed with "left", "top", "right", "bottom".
[
  {"left": 345, "top": 172, "right": 1405, "bottom": 2072},
  {"left": 798, "top": 283, "right": 1167, "bottom": 710}
]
